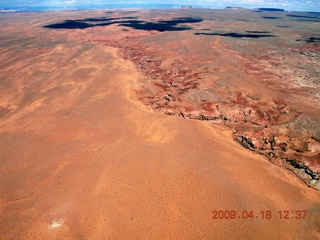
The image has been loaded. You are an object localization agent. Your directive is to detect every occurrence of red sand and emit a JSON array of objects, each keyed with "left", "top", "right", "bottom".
[{"left": 0, "top": 10, "right": 319, "bottom": 239}]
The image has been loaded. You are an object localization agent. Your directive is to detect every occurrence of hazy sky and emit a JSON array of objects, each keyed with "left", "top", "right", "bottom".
[{"left": 1, "top": 0, "right": 319, "bottom": 12}]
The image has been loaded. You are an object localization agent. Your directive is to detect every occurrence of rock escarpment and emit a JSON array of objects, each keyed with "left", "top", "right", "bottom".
[{"left": 73, "top": 10, "right": 320, "bottom": 190}]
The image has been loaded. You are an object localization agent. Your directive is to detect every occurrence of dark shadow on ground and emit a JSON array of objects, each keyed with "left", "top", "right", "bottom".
[
  {"left": 296, "top": 37, "right": 320, "bottom": 43},
  {"left": 83, "top": 16, "right": 137, "bottom": 22},
  {"left": 195, "top": 32, "right": 276, "bottom": 39},
  {"left": 245, "top": 30, "right": 271, "bottom": 34},
  {"left": 262, "top": 16, "right": 282, "bottom": 19},
  {"left": 290, "top": 19, "right": 320, "bottom": 22},
  {"left": 120, "top": 11, "right": 138, "bottom": 14},
  {"left": 118, "top": 18, "right": 202, "bottom": 31},
  {"left": 258, "top": 8, "right": 285, "bottom": 12},
  {"left": 43, "top": 17, "right": 138, "bottom": 29},
  {"left": 276, "top": 25, "right": 291, "bottom": 28},
  {"left": 236, "top": 19, "right": 256, "bottom": 22},
  {"left": 44, "top": 20, "right": 94, "bottom": 29},
  {"left": 286, "top": 14, "right": 320, "bottom": 20},
  {"left": 44, "top": 17, "right": 202, "bottom": 31},
  {"left": 305, "top": 37, "right": 320, "bottom": 43},
  {"left": 83, "top": 17, "right": 119, "bottom": 22}
]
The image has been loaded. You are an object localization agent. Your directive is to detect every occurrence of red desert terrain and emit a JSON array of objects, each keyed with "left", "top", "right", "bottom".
[{"left": 0, "top": 9, "right": 320, "bottom": 239}]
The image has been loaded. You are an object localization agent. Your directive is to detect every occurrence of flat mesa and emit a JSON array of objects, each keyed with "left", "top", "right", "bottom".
[{"left": 0, "top": 8, "right": 320, "bottom": 239}]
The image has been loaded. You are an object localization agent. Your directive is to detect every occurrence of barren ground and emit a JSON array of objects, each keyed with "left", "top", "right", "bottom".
[{"left": 0, "top": 9, "right": 320, "bottom": 239}]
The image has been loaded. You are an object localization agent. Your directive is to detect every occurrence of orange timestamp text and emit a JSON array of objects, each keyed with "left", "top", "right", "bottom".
[{"left": 212, "top": 210, "right": 307, "bottom": 220}]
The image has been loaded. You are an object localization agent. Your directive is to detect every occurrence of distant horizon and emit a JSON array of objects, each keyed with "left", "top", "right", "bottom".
[
  {"left": 1, "top": 5, "right": 320, "bottom": 14},
  {"left": 0, "top": 0, "right": 320, "bottom": 13}
]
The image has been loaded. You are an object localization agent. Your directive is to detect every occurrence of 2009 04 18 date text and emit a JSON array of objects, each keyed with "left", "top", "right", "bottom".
[{"left": 212, "top": 210, "right": 307, "bottom": 220}]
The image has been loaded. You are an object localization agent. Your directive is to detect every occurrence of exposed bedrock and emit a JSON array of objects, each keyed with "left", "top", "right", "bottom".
[
  {"left": 127, "top": 45, "right": 320, "bottom": 190},
  {"left": 85, "top": 25, "right": 320, "bottom": 190}
]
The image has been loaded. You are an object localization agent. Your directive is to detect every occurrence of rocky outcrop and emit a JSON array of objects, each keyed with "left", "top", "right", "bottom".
[
  {"left": 81, "top": 14, "right": 320, "bottom": 190},
  {"left": 112, "top": 40, "right": 320, "bottom": 190}
]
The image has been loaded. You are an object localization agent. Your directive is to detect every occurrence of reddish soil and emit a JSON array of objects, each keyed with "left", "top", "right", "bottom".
[
  {"left": 0, "top": 9, "right": 319, "bottom": 239},
  {"left": 71, "top": 9, "right": 320, "bottom": 190}
]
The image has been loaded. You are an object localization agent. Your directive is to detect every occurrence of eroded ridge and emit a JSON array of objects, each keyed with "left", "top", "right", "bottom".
[
  {"left": 130, "top": 49, "right": 320, "bottom": 190},
  {"left": 67, "top": 10, "right": 320, "bottom": 190}
]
